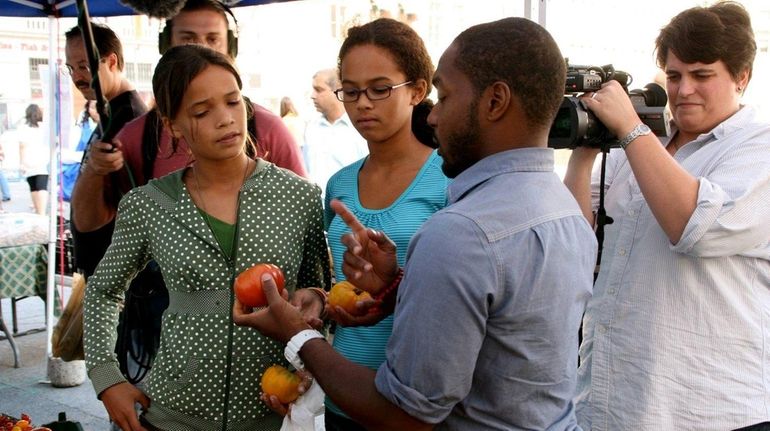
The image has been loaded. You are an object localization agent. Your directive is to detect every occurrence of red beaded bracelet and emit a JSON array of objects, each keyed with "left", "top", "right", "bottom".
[{"left": 368, "top": 268, "right": 403, "bottom": 314}]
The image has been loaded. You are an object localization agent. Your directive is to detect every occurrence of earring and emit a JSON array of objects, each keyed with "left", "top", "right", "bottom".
[{"left": 737, "top": 86, "right": 743, "bottom": 93}]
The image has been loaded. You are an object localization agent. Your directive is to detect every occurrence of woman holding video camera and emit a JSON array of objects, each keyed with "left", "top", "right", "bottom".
[{"left": 564, "top": 2, "right": 770, "bottom": 430}]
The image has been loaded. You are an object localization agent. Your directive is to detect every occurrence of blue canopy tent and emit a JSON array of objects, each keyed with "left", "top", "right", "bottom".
[
  {"left": 0, "top": 0, "right": 281, "bottom": 17},
  {"left": 0, "top": 0, "right": 289, "bottom": 365}
]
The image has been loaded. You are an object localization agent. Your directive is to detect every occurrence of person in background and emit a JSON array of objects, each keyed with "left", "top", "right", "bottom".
[
  {"left": 65, "top": 21, "right": 148, "bottom": 278},
  {"left": 61, "top": 100, "right": 98, "bottom": 202},
  {"left": 77, "top": 100, "right": 99, "bottom": 151},
  {"left": 65, "top": 25, "right": 149, "bottom": 430},
  {"left": 73, "top": 0, "right": 307, "bottom": 276},
  {"left": 304, "top": 68, "right": 367, "bottom": 196},
  {"left": 0, "top": 140, "right": 11, "bottom": 209},
  {"left": 280, "top": 96, "right": 305, "bottom": 154},
  {"left": 234, "top": 17, "right": 595, "bottom": 430},
  {"left": 317, "top": 18, "right": 449, "bottom": 431},
  {"left": 84, "top": 44, "right": 330, "bottom": 431},
  {"left": 564, "top": 2, "right": 770, "bottom": 429},
  {"left": 113, "top": 0, "right": 306, "bottom": 195},
  {"left": 18, "top": 103, "right": 48, "bottom": 215}
]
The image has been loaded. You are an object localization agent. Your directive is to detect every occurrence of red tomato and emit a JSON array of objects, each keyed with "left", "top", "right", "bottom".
[{"left": 234, "top": 263, "right": 285, "bottom": 307}]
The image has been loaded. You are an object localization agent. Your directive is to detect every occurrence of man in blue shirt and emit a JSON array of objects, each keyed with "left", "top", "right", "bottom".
[{"left": 235, "top": 17, "right": 596, "bottom": 430}]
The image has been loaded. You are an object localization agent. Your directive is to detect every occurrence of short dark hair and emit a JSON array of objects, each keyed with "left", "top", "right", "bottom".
[
  {"left": 452, "top": 17, "right": 566, "bottom": 129},
  {"left": 25, "top": 103, "right": 42, "bottom": 128},
  {"left": 166, "top": 0, "right": 231, "bottom": 33},
  {"left": 655, "top": 1, "right": 756, "bottom": 81},
  {"left": 65, "top": 22, "right": 124, "bottom": 70}
]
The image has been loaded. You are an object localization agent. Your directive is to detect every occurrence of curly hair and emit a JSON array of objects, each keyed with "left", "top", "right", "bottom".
[
  {"left": 655, "top": 1, "right": 756, "bottom": 81},
  {"left": 338, "top": 18, "right": 436, "bottom": 147}
]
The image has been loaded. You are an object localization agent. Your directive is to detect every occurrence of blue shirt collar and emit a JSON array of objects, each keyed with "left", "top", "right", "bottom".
[{"left": 447, "top": 147, "right": 555, "bottom": 204}]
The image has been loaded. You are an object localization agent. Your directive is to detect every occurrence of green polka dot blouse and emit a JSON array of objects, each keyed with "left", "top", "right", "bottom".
[{"left": 84, "top": 160, "right": 331, "bottom": 430}]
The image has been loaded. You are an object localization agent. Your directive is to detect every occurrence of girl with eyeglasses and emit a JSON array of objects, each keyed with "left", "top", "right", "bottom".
[{"left": 302, "top": 18, "right": 450, "bottom": 431}]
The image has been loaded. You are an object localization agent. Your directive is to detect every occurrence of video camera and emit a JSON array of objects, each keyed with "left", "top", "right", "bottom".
[{"left": 548, "top": 62, "right": 670, "bottom": 150}]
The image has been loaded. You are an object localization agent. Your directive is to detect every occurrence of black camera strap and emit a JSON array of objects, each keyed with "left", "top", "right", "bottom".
[{"left": 594, "top": 148, "right": 614, "bottom": 282}]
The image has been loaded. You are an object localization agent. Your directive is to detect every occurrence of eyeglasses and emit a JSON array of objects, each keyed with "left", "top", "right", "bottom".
[
  {"left": 64, "top": 58, "right": 106, "bottom": 75},
  {"left": 334, "top": 81, "right": 413, "bottom": 103}
]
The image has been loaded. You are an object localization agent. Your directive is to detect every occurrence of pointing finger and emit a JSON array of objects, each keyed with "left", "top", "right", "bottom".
[{"left": 330, "top": 199, "right": 367, "bottom": 236}]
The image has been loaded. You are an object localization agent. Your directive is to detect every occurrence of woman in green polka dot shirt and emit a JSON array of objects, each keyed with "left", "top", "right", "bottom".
[{"left": 83, "top": 44, "right": 331, "bottom": 431}]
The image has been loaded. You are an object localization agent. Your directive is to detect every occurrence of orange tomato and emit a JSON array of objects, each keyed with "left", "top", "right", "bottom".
[
  {"left": 234, "top": 263, "right": 285, "bottom": 307},
  {"left": 261, "top": 365, "right": 301, "bottom": 404},
  {"left": 328, "top": 281, "right": 372, "bottom": 316}
]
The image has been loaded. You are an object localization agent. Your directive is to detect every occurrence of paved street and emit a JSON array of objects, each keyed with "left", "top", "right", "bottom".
[{"left": 0, "top": 178, "right": 110, "bottom": 428}]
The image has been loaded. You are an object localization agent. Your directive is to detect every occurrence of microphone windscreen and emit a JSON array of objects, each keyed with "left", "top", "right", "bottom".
[{"left": 119, "top": 0, "right": 188, "bottom": 19}]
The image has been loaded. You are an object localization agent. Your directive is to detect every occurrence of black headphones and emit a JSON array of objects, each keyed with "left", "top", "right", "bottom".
[{"left": 158, "top": 0, "right": 239, "bottom": 58}]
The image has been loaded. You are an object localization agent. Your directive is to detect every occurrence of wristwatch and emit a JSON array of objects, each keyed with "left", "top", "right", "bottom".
[
  {"left": 618, "top": 123, "right": 652, "bottom": 150},
  {"left": 284, "top": 329, "right": 325, "bottom": 369}
]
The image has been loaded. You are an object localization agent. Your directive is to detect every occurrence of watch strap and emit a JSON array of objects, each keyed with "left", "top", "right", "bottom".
[
  {"left": 619, "top": 123, "right": 651, "bottom": 150},
  {"left": 284, "top": 329, "right": 324, "bottom": 369}
]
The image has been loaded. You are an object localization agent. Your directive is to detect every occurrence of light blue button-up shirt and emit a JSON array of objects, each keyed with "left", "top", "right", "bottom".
[
  {"left": 375, "top": 148, "right": 596, "bottom": 430},
  {"left": 302, "top": 113, "right": 367, "bottom": 196},
  {"left": 576, "top": 106, "right": 770, "bottom": 430}
]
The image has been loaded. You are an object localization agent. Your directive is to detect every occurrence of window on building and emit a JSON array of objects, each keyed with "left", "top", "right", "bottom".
[
  {"left": 137, "top": 63, "right": 152, "bottom": 83},
  {"left": 330, "top": 4, "right": 348, "bottom": 39},
  {"left": 29, "top": 58, "right": 48, "bottom": 81},
  {"left": 26, "top": 19, "right": 47, "bottom": 31},
  {"left": 125, "top": 62, "right": 137, "bottom": 82}
]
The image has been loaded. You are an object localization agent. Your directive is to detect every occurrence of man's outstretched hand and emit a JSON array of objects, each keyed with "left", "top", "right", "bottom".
[
  {"left": 232, "top": 273, "right": 310, "bottom": 343},
  {"left": 330, "top": 199, "right": 400, "bottom": 294}
]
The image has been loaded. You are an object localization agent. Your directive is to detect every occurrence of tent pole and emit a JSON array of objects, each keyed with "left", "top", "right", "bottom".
[{"left": 45, "top": 13, "right": 58, "bottom": 359}]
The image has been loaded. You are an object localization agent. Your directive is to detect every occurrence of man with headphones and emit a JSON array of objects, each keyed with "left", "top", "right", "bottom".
[{"left": 75, "top": 0, "right": 307, "bottom": 237}]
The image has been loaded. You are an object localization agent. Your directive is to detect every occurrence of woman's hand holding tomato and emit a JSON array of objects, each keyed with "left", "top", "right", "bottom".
[
  {"left": 327, "top": 281, "right": 372, "bottom": 315},
  {"left": 326, "top": 302, "right": 389, "bottom": 327},
  {"left": 325, "top": 281, "right": 388, "bottom": 326}
]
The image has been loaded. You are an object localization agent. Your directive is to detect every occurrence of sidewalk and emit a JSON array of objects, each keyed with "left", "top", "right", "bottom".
[{"left": 0, "top": 178, "right": 110, "bottom": 428}]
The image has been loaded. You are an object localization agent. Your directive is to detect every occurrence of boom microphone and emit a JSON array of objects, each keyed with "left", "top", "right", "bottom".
[{"left": 119, "top": 0, "right": 188, "bottom": 18}]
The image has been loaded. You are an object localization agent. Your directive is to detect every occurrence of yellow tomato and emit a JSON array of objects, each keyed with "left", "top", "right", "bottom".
[
  {"left": 328, "top": 281, "right": 372, "bottom": 316},
  {"left": 261, "top": 365, "right": 301, "bottom": 404}
]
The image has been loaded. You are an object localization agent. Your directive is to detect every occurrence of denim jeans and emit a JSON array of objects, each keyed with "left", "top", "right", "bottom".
[{"left": 0, "top": 170, "right": 10, "bottom": 200}]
